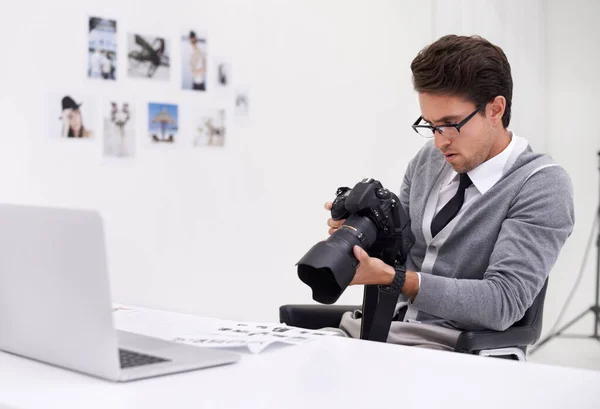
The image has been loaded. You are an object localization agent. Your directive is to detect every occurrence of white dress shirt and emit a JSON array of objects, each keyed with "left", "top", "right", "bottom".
[{"left": 435, "top": 132, "right": 518, "bottom": 213}]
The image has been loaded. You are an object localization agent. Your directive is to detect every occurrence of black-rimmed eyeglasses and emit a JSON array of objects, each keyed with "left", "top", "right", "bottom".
[{"left": 412, "top": 103, "right": 487, "bottom": 139}]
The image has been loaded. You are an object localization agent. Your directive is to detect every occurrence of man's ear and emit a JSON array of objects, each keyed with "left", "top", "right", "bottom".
[{"left": 488, "top": 96, "right": 506, "bottom": 126}]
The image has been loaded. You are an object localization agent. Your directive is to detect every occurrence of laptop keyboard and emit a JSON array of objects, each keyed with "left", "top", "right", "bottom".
[{"left": 119, "top": 348, "right": 170, "bottom": 369}]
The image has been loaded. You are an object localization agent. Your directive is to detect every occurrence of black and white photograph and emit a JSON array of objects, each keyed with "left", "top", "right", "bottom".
[
  {"left": 103, "top": 100, "right": 135, "bottom": 158},
  {"left": 127, "top": 33, "right": 170, "bottom": 80},
  {"left": 218, "top": 62, "right": 230, "bottom": 86},
  {"left": 272, "top": 327, "right": 291, "bottom": 333},
  {"left": 88, "top": 17, "right": 117, "bottom": 80}
]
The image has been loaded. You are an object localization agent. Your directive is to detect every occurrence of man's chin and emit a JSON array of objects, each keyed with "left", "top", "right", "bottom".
[
  {"left": 448, "top": 157, "right": 473, "bottom": 173},
  {"left": 449, "top": 163, "right": 465, "bottom": 173}
]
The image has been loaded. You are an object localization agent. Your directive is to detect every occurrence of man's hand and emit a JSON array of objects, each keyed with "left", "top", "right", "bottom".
[
  {"left": 350, "top": 246, "right": 395, "bottom": 285},
  {"left": 351, "top": 246, "right": 420, "bottom": 300},
  {"left": 324, "top": 201, "right": 345, "bottom": 236}
]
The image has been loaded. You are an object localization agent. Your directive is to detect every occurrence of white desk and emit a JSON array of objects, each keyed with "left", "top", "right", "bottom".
[{"left": 1, "top": 309, "right": 599, "bottom": 409}]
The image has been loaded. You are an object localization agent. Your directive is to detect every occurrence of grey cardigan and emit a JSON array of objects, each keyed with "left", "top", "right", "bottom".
[{"left": 400, "top": 138, "right": 575, "bottom": 332}]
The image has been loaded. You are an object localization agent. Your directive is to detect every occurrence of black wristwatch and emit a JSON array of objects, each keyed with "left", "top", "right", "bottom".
[{"left": 380, "top": 265, "right": 406, "bottom": 294}]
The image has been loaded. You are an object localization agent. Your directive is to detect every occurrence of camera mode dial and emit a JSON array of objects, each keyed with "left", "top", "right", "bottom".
[{"left": 376, "top": 188, "right": 390, "bottom": 199}]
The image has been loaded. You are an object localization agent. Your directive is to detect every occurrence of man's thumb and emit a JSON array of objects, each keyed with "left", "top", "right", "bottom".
[{"left": 353, "top": 245, "right": 366, "bottom": 261}]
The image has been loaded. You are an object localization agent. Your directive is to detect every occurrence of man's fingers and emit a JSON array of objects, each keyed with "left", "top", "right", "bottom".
[
  {"left": 327, "top": 218, "right": 345, "bottom": 228},
  {"left": 326, "top": 202, "right": 344, "bottom": 236}
]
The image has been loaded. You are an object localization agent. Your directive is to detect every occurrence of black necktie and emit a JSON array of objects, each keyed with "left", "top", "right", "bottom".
[{"left": 431, "top": 173, "right": 473, "bottom": 238}]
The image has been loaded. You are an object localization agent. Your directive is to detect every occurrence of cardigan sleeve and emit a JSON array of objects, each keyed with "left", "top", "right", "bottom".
[{"left": 411, "top": 165, "right": 575, "bottom": 331}]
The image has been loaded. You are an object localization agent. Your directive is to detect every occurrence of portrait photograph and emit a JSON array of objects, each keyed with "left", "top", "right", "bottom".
[
  {"left": 50, "top": 93, "right": 97, "bottom": 140},
  {"left": 181, "top": 30, "right": 208, "bottom": 91}
]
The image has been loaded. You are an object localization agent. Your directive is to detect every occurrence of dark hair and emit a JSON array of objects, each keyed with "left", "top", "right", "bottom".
[{"left": 411, "top": 35, "right": 513, "bottom": 128}]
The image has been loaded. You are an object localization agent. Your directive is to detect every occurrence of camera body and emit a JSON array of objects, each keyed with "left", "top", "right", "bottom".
[
  {"left": 330, "top": 178, "right": 410, "bottom": 264},
  {"left": 296, "top": 178, "right": 414, "bottom": 304}
]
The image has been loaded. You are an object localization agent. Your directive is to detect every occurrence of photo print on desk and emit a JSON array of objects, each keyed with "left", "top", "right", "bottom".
[
  {"left": 103, "top": 100, "right": 135, "bottom": 158},
  {"left": 49, "top": 93, "right": 97, "bottom": 140},
  {"left": 88, "top": 17, "right": 117, "bottom": 80},
  {"left": 272, "top": 327, "right": 291, "bottom": 333},
  {"left": 181, "top": 29, "right": 207, "bottom": 91},
  {"left": 127, "top": 33, "right": 170, "bottom": 80},
  {"left": 148, "top": 102, "right": 178, "bottom": 144}
]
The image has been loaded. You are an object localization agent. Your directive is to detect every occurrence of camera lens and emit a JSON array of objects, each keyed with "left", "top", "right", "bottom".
[{"left": 296, "top": 215, "right": 378, "bottom": 304}]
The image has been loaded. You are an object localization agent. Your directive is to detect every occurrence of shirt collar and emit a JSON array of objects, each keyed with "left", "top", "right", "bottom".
[{"left": 445, "top": 130, "right": 521, "bottom": 195}]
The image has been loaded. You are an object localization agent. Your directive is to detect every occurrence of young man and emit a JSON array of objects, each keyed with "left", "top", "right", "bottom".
[{"left": 326, "top": 35, "right": 575, "bottom": 351}]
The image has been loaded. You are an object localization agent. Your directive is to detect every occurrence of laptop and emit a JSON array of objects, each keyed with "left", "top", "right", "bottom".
[{"left": 0, "top": 203, "right": 240, "bottom": 382}]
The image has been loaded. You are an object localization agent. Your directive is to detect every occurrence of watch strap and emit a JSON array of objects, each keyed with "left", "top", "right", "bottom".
[{"left": 380, "top": 265, "right": 406, "bottom": 294}]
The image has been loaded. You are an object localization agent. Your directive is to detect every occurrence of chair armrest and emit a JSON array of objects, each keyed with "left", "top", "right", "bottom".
[
  {"left": 279, "top": 304, "right": 360, "bottom": 330},
  {"left": 454, "top": 325, "right": 538, "bottom": 353}
]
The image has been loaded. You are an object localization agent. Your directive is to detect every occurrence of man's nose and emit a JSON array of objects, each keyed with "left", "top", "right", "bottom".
[{"left": 434, "top": 130, "right": 451, "bottom": 150}]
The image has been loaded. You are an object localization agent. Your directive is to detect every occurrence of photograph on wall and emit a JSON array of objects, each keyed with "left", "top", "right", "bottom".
[
  {"left": 181, "top": 30, "right": 207, "bottom": 91},
  {"left": 127, "top": 33, "right": 170, "bottom": 80},
  {"left": 50, "top": 93, "right": 97, "bottom": 139},
  {"left": 192, "top": 108, "right": 226, "bottom": 147},
  {"left": 234, "top": 88, "right": 250, "bottom": 125},
  {"left": 103, "top": 100, "right": 135, "bottom": 158},
  {"left": 88, "top": 17, "right": 117, "bottom": 80},
  {"left": 148, "top": 103, "right": 178, "bottom": 143},
  {"left": 216, "top": 60, "right": 230, "bottom": 88}
]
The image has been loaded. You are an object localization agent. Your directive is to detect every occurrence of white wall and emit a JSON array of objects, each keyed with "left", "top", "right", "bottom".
[
  {"left": 432, "top": 0, "right": 547, "bottom": 153},
  {"left": 0, "top": 0, "right": 433, "bottom": 321},
  {"left": 528, "top": 0, "right": 600, "bottom": 370}
]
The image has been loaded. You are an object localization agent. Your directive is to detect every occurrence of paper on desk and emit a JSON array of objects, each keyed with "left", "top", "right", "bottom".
[{"left": 113, "top": 304, "right": 341, "bottom": 354}]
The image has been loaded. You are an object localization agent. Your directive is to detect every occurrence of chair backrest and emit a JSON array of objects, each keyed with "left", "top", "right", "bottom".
[{"left": 511, "top": 278, "right": 549, "bottom": 342}]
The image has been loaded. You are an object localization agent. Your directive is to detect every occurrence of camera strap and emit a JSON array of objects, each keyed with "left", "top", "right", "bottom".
[
  {"left": 359, "top": 285, "right": 378, "bottom": 339},
  {"left": 359, "top": 285, "right": 399, "bottom": 342}
]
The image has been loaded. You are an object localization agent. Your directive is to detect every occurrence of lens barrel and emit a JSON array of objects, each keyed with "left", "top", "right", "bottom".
[{"left": 296, "top": 215, "right": 378, "bottom": 304}]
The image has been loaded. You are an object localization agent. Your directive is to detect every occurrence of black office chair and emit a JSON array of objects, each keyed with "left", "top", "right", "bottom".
[{"left": 280, "top": 280, "right": 548, "bottom": 361}]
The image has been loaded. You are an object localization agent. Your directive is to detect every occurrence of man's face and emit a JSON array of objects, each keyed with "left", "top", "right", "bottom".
[{"left": 418, "top": 93, "right": 493, "bottom": 173}]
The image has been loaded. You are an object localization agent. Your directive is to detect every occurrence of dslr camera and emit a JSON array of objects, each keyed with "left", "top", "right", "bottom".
[{"left": 297, "top": 178, "right": 414, "bottom": 304}]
